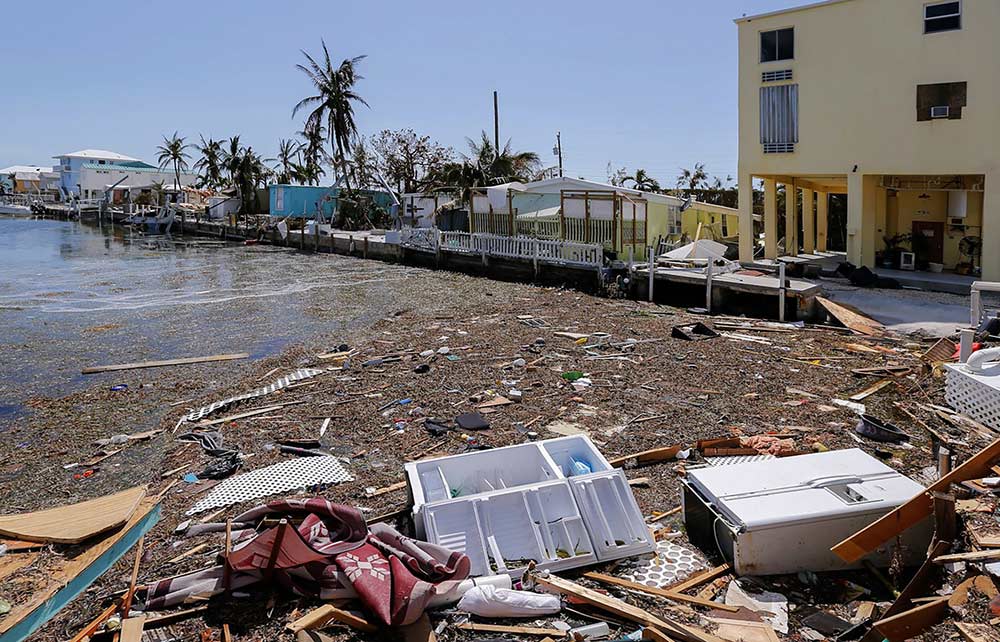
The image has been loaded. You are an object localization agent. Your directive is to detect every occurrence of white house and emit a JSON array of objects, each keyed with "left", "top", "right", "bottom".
[{"left": 53, "top": 149, "right": 196, "bottom": 199}]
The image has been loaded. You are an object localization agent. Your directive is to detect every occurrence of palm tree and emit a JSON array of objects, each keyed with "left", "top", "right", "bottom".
[
  {"left": 297, "top": 121, "right": 329, "bottom": 186},
  {"left": 222, "top": 136, "right": 242, "bottom": 187},
  {"left": 676, "top": 163, "right": 708, "bottom": 193},
  {"left": 464, "top": 131, "right": 540, "bottom": 183},
  {"left": 270, "top": 139, "right": 301, "bottom": 184},
  {"left": 193, "top": 135, "right": 223, "bottom": 189},
  {"left": 625, "top": 169, "right": 661, "bottom": 192},
  {"left": 293, "top": 42, "right": 368, "bottom": 189},
  {"left": 156, "top": 132, "right": 192, "bottom": 192}
]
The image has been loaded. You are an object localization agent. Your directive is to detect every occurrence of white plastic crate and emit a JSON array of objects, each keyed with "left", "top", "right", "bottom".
[
  {"left": 406, "top": 436, "right": 654, "bottom": 576},
  {"left": 945, "top": 363, "right": 1000, "bottom": 431}
]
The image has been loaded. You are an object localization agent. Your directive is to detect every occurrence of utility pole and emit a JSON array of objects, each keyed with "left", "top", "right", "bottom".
[
  {"left": 493, "top": 90, "right": 500, "bottom": 156},
  {"left": 555, "top": 131, "right": 563, "bottom": 177}
]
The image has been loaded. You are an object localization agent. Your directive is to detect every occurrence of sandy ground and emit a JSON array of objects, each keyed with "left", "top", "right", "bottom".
[{"left": 1, "top": 264, "right": 995, "bottom": 642}]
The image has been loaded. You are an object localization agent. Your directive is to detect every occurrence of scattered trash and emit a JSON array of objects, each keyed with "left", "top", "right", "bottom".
[
  {"left": 455, "top": 412, "right": 489, "bottom": 431},
  {"left": 855, "top": 414, "right": 910, "bottom": 443},
  {"left": 671, "top": 322, "right": 720, "bottom": 341},
  {"left": 725, "top": 580, "right": 789, "bottom": 634},
  {"left": 110, "top": 384, "right": 128, "bottom": 392}
]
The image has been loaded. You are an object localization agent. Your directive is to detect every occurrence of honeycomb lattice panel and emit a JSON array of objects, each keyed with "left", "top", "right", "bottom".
[
  {"left": 945, "top": 365, "right": 1000, "bottom": 432},
  {"left": 187, "top": 456, "right": 353, "bottom": 515},
  {"left": 619, "top": 540, "right": 706, "bottom": 588}
]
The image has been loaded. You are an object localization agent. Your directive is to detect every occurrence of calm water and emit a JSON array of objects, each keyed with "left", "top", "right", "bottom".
[{"left": 0, "top": 217, "right": 422, "bottom": 408}]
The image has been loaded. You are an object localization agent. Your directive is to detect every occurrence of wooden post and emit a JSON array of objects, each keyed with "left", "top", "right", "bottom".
[
  {"left": 299, "top": 223, "right": 304, "bottom": 250},
  {"left": 559, "top": 190, "right": 566, "bottom": 240},
  {"left": 314, "top": 218, "right": 319, "bottom": 251},
  {"left": 647, "top": 247, "right": 655, "bottom": 302},
  {"left": 363, "top": 236, "right": 369, "bottom": 259},
  {"left": 435, "top": 228, "right": 441, "bottom": 267},
  {"left": 533, "top": 237, "right": 539, "bottom": 279},
  {"left": 507, "top": 189, "right": 514, "bottom": 237},
  {"left": 705, "top": 261, "right": 714, "bottom": 313},
  {"left": 778, "top": 262, "right": 787, "bottom": 322},
  {"left": 584, "top": 191, "right": 591, "bottom": 244},
  {"left": 959, "top": 328, "right": 974, "bottom": 362}
]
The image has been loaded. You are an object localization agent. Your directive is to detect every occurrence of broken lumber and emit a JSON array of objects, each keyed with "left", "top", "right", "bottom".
[
  {"left": 858, "top": 540, "right": 950, "bottom": 642},
  {"left": 0, "top": 485, "right": 146, "bottom": 545},
  {"left": 816, "top": 297, "right": 884, "bottom": 337},
  {"left": 119, "top": 616, "right": 146, "bottom": 642},
  {"left": 609, "top": 445, "right": 683, "bottom": 468},
  {"left": 82, "top": 353, "right": 249, "bottom": 374},
  {"left": 144, "top": 605, "right": 209, "bottom": 629},
  {"left": 583, "top": 572, "right": 738, "bottom": 612},
  {"left": 454, "top": 623, "right": 565, "bottom": 636},
  {"left": 849, "top": 379, "right": 893, "bottom": 402},
  {"left": 933, "top": 549, "right": 1000, "bottom": 564},
  {"left": 873, "top": 597, "right": 949, "bottom": 642},
  {"left": 955, "top": 622, "right": 995, "bottom": 642},
  {"left": 285, "top": 604, "right": 377, "bottom": 634},
  {"left": 530, "top": 572, "right": 725, "bottom": 642},
  {"left": 666, "top": 564, "right": 732, "bottom": 594},
  {"left": 833, "top": 437, "right": 1000, "bottom": 563}
]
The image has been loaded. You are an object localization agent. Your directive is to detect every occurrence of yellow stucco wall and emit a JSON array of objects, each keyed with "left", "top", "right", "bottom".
[
  {"left": 645, "top": 201, "right": 673, "bottom": 245},
  {"left": 735, "top": 0, "right": 1000, "bottom": 277},
  {"left": 679, "top": 208, "right": 740, "bottom": 241}
]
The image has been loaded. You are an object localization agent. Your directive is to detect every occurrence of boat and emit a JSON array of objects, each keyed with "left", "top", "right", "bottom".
[{"left": 126, "top": 204, "right": 177, "bottom": 234}]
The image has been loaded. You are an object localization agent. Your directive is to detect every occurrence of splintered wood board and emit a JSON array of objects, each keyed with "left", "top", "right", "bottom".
[
  {"left": 817, "top": 297, "right": 884, "bottom": 337},
  {"left": 82, "top": 353, "right": 249, "bottom": 374},
  {"left": 0, "top": 486, "right": 146, "bottom": 544}
]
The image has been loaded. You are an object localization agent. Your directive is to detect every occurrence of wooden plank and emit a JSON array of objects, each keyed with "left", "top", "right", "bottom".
[
  {"left": 119, "top": 616, "right": 146, "bottom": 642},
  {"left": 82, "top": 353, "right": 250, "bottom": 374},
  {"left": 2, "top": 500, "right": 160, "bottom": 639},
  {"left": 144, "top": 605, "right": 209, "bottom": 629},
  {"left": 705, "top": 619, "right": 781, "bottom": 642},
  {"left": 285, "top": 604, "right": 377, "bottom": 634},
  {"left": 0, "top": 485, "right": 146, "bottom": 544},
  {"left": 530, "top": 572, "right": 725, "bottom": 642},
  {"left": 455, "top": 623, "right": 564, "bottom": 636},
  {"left": 609, "top": 445, "right": 683, "bottom": 468},
  {"left": 955, "top": 622, "right": 994, "bottom": 642},
  {"left": 583, "top": 572, "right": 739, "bottom": 612},
  {"left": 849, "top": 379, "right": 893, "bottom": 402},
  {"left": 970, "top": 531, "right": 1000, "bottom": 548},
  {"left": 833, "top": 437, "right": 1000, "bottom": 563},
  {"left": 933, "top": 549, "right": 1000, "bottom": 564},
  {"left": 816, "top": 296, "right": 884, "bottom": 336},
  {"left": 872, "top": 597, "right": 948, "bottom": 642},
  {"left": 121, "top": 535, "right": 145, "bottom": 615},
  {"left": 166, "top": 542, "right": 210, "bottom": 564},
  {"left": 68, "top": 600, "right": 122, "bottom": 642},
  {"left": 666, "top": 564, "right": 732, "bottom": 594},
  {"left": 858, "top": 540, "right": 950, "bottom": 642},
  {"left": 0, "top": 552, "right": 38, "bottom": 581}
]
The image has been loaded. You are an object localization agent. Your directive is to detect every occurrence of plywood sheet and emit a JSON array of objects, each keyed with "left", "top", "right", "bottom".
[
  {"left": 0, "top": 486, "right": 146, "bottom": 544},
  {"left": 817, "top": 297, "right": 884, "bottom": 337}
]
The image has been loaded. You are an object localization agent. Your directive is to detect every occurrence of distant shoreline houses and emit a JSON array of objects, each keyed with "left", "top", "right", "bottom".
[{"left": 2, "top": 149, "right": 196, "bottom": 202}]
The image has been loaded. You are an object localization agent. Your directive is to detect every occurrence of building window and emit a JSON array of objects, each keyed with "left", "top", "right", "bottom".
[
  {"left": 760, "top": 28, "right": 794, "bottom": 63},
  {"left": 760, "top": 84, "right": 799, "bottom": 153},
  {"left": 916, "top": 82, "right": 966, "bottom": 120},
  {"left": 924, "top": 1, "right": 961, "bottom": 33}
]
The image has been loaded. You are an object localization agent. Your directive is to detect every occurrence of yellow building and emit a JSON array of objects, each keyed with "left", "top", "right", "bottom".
[
  {"left": 679, "top": 202, "right": 741, "bottom": 243},
  {"left": 735, "top": 0, "right": 998, "bottom": 278}
]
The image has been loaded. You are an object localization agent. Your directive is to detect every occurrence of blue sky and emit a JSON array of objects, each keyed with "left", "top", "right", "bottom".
[{"left": 0, "top": 0, "right": 798, "bottom": 186}]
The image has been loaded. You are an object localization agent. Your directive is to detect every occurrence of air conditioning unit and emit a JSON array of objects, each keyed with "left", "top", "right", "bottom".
[{"left": 931, "top": 105, "right": 950, "bottom": 119}]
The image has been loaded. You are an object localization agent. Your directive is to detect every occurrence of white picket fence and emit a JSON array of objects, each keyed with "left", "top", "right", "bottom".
[{"left": 400, "top": 228, "right": 602, "bottom": 267}]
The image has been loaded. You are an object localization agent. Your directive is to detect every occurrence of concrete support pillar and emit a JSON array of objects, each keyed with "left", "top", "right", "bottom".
[
  {"left": 982, "top": 174, "right": 1000, "bottom": 281},
  {"left": 784, "top": 183, "right": 798, "bottom": 256},
  {"left": 847, "top": 173, "right": 878, "bottom": 268},
  {"left": 816, "top": 192, "right": 829, "bottom": 252},
  {"left": 737, "top": 171, "right": 755, "bottom": 263},
  {"left": 847, "top": 173, "right": 863, "bottom": 265},
  {"left": 802, "top": 188, "right": 815, "bottom": 254},
  {"left": 862, "top": 175, "right": 878, "bottom": 268},
  {"left": 764, "top": 179, "right": 778, "bottom": 260}
]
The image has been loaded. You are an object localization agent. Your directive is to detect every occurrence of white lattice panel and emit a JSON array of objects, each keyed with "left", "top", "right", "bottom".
[
  {"left": 945, "top": 364, "right": 1000, "bottom": 431},
  {"left": 187, "top": 456, "right": 353, "bottom": 515},
  {"left": 619, "top": 540, "right": 706, "bottom": 588}
]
